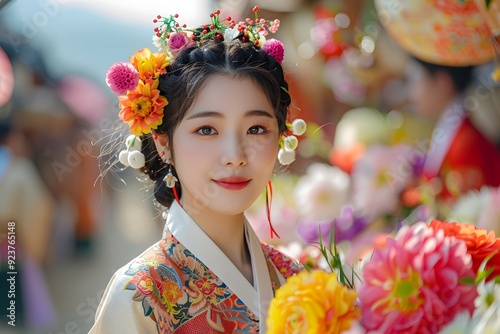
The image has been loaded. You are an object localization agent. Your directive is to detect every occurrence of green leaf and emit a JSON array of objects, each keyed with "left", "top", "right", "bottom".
[
  {"left": 486, "top": 0, "right": 492, "bottom": 9},
  {"left": 302, "top": 263, "right": 313, "bottom": 272},
  {"left": 476, "top": 268, "right": 494, "bottom": 283},
  {"left": 459, "top": 276, "right": 476, "bottom": 285},
  {"left": 315, "top": 224, "right": 358, "bottom": 289}
]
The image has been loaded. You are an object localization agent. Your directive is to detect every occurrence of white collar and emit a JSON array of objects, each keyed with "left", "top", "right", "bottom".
[
  {"left": 423, "top": 97, "right": 466, "bottom": 177},
  {"left": 165, "top": 201, "right": 274, "bottom": 332}
]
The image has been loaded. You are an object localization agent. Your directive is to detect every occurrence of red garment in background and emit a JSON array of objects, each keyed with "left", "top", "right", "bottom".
[{"left": 426, "top": 117, "right": 500, "bottom": 199}]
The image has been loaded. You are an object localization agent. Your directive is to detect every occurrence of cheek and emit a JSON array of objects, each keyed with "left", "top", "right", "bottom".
[
  {"left": 172, "top": 131, "right": 215, "bottom": 164},
  {"left": 261, "top": 143, "right": 279, "bottom": 163},
  {"left": 170, "top": 134, "right": 213, "bottom": 184},
  {"left": 246, "top": 137, "right": 279, "bottom": 171},
  {"left": 176, "top": 139, "right": 206, "bottom": 158}
]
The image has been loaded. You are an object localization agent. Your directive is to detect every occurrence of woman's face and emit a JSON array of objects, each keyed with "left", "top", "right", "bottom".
[
  {"left": 407, "top": 61, "right": 444, "bottom": 120},
  {"left": 171, "top": 74, "right": 280, "bottom": 217}
]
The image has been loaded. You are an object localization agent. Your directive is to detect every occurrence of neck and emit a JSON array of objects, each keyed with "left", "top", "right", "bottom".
[{"left": 183, "top": 203, "right": 253, "bottom": 284}]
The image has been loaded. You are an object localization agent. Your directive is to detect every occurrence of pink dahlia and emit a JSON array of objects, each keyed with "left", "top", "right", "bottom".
[
  {"left": 106, "top": 62, "right": 139, "bottom": 95},
  {"left": 359, "top": 222, "right": 477, "bottom": 333},
  {"left": 262, "top": 38, "right": 284, "bottom": 64}
]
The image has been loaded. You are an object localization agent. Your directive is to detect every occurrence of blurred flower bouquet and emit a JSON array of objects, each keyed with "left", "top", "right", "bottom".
[
  {"left": 266, "top": 219, "right": 500, "bottom": 333},
  {"left": 449, "top": 185, "right": 500, "bottom": 235},
  {"left": 248, "top": 114, "right": 500, "bottom": 332}
]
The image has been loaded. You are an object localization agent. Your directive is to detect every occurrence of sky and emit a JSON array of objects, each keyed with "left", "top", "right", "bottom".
[{"left": 0, "top": 0, "right": 214, "bottom": 87}]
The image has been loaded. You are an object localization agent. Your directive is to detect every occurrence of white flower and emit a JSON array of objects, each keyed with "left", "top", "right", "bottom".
[
  {"left": 438, "top": 311, "right": 473, "bottom": 334},
  {"left": 163, "top": 173, "right": 178, "bottom": 188},
  {"left": 118, "top": 150, "right": 130, "bottom": 167},
  {"left": 277, "top": 148, "right": 295, "bottom": 165},
  {"left": 351, "top": 144, "right": 415, "bottom": 220},
  {"left": 450, "top": 186, "right": 500, "bottom": 235},
  {"left": 277, "top": 241, "right": 303, "bottom": 260},
  {"left": 475, "top": 280, "right": 500, "bottom": 315},
  {"left": 128, "top": 150, "right": 145, "bottom": 169},
  {"left": 125, "top": 135, "right": 142, "bottom": 151},
  {"left": 152, "top": 36, "right": 169, "bottom": 53},
  {"left": 471, "top": 303, "right": 500, "bottom": 334},
  {"left": 294, "top": 163, "right": 350, "bottom": 221},
  {"left": 283, "top": 135, "right": 298, "bottom": 152},
  {"left": 450, "top": 188, "right": 490, "bottom": 223},
  {"left": 291, "top": 119, "right": 307, "bottom": 136},
  {"left": 223, "top": 27, "right": 239, "bottom": 42},
  {"left": 152, "top": 36, "right": 163, "bottom": 48}
]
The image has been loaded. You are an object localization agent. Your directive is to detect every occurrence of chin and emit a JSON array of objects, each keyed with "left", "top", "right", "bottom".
[
  {"left": 212, "top": 200, "right": 256, "bottom": 216},
  {"left": 182, "top": 185, "right": 262, "bottom": 217},
  {"left": 206, "top": 193, "right": 260, "bottom": 216}
]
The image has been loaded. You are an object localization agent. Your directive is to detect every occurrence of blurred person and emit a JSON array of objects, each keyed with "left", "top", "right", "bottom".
[
  {"left": 0, "top": 111, "right": 56, "bottom": 330},
  {"left": 90, "top": 8, "right": 305, "bottom": 333},
  {"left": 407, "top": 58, "right": 500, "bottom": 200},
  {"left": 9, "top": 44, "right": 102, "bottom": 257}
]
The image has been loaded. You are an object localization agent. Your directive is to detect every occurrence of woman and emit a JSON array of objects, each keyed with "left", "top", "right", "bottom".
[
  {"left": 407, "top": 58, "right": 500, "bottom": 201},
  {"left": 90, "top": 8, "right": 305, "bottom": 333}
]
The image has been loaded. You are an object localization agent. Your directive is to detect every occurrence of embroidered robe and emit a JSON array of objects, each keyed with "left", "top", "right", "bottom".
[{"left": 89, "top": 202, "right": 301, "bottom": 333}]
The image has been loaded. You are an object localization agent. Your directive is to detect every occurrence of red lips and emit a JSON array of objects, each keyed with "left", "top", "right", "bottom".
[{"left": 213, "top": 177, "right": 251, "bottom": 190}]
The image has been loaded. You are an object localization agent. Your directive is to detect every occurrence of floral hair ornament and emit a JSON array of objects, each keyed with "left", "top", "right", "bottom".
[
  {"left": 107, "top": 7, "right": 300, "bottom": 169},
  {"left": 278, "top": 118, "right": 307, "bottom": 165},
  {"left": 106, "top": 48, "right": 169, "bottom": 136},
  {"left": 151, "top": 7, "right": 306, "bottom": 164},
  {"left": 118, "top": 135, "right": 146, "bottom": 169},
  {"left": 152, "top": 6, "right": 284, "bottom": 62}
]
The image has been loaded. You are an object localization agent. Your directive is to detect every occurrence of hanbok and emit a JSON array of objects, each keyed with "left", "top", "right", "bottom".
[
  {"left": 422, "top": 98, "right": 500, "bottom": 199},
  {"left": 89, "top": 201, "right": 301, "bottom": 333}
]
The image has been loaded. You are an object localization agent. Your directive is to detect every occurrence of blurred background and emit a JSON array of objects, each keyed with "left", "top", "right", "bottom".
[{"left": 0, "top": 0, "right": 499, "bottom": 333}]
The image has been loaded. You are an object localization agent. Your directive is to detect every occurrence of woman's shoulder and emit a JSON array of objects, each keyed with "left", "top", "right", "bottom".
[
  {"left": 95, "top": 240, "right": 170, "bottom": 302},
  {"left": 90, "top": 240, "right": 178, "bottom": 333},
  {"left": 110, "top": 238, "right": 181, "bottom": 292},
  {"left": 261, "top": 242, "right": 303, "bottom": 279}
]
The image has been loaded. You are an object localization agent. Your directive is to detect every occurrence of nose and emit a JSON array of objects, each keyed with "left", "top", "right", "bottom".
[{"left": 221, "top": 133, "right": 248, "bottom": 167}]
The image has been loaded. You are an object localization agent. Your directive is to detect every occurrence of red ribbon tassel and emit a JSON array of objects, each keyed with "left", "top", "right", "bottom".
[
  {"left": 173, "top": 186, "right": 181, "bottom": 206},
  {"left": 266, "top": 180, "right": 280, "bottom": 238}
]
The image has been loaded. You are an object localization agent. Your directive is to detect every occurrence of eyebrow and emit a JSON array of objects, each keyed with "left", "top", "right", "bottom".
[{"left": 186, "top": 110, "right": 274, "bottom": 120}]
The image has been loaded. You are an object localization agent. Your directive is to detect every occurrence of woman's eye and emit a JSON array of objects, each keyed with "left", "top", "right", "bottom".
[
  {"left": 196, "top": 126, "right": 217, "bottom": 135},
  {"left": 248, "top": 126, "right": 266, "bottom": 135}
]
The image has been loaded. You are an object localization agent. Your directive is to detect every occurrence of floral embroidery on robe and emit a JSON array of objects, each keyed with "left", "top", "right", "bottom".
[{"left": 123, "top": 232, "right": 301, "bottom": 333}]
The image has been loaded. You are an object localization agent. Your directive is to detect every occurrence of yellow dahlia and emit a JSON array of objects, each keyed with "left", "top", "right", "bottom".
[
  {"left": 267, "top": 270, "right": 360, "bottom": 334},
  {"left": 130, "top": 48, "right": 169, "bottom": 81},
  {"left": 118, "top": 79, "right": 168, "bottom": 136}
]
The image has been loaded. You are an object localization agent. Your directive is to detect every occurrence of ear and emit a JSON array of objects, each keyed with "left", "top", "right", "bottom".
[{"left": 152, "top": 132, "right": 171, "bottom": 161}]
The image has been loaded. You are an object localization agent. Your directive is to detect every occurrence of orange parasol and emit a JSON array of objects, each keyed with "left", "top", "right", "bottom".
[{"left": 375, "top": 0, "right": 494, "bottom": 66}]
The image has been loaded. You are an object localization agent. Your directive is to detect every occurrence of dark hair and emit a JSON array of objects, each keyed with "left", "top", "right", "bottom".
[
  {"left": 0, "top": 103, "right": 13, "bottom": 144},
  {"left": 140, "top": 39, "right": 291, "bottom": 207},
  {"left": 413, "top": 57, "right": 474, "bottom": 93},
  {"left": 0, "top": 122, "right": 11, "bottom": 143}
]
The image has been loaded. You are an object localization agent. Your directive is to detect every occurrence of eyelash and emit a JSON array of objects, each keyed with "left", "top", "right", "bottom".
[
  {"left": 195, "top": 125, "right": 268, "bottom": 136},
  {"left": 248, "top": 125, "right": 267, "bottom": 135},
  {"left": 196, "top": 126, "right": 217, "bottom": 136}
]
